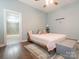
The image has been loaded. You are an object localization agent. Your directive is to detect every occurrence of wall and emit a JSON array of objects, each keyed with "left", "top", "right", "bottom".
[
  {"left": 0, "top": 0, "right": 79, "bottom": 44},
  {"left": 47, "top": 2, "right": 79, "bottom": 40},
  {"left": 0, "top": 0, "right": 46, "bottom": 44}
]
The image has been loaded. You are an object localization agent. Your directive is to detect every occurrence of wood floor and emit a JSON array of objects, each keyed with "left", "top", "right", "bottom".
[{"left": 0, "top": 42, "right": 36, "bottom": 59}]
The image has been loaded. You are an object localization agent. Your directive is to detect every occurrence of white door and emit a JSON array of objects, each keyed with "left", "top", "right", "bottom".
[{"left": 4, "top": 9, "right": 22, "bottom": 45}]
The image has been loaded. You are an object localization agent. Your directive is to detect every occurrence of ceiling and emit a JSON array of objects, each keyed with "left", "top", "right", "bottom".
[{"left": 18, "top": 0, "right": 77, "bottom": 13}]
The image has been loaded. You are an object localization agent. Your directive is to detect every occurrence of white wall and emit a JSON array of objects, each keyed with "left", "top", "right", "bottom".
[
  {"left": 0, "top": 0, "right": 46, "bottom": 44},
  {"left": 0, "top": 0, "right": 79, "bottom": 44},
  {"left": 47, "top": 2, "right": 79, "bottom": 40}
]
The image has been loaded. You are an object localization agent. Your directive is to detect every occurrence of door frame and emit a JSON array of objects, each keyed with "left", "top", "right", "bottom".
[{"left": 4, "top": 9, "right": 22, "bottom": 45}]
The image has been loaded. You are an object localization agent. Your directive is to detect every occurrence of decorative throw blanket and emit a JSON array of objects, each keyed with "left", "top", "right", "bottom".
[
  {"left": 24, "top": 44, "right": 50, "bottom": 59},
  {"left": 24, "top": 44, "right": 65, "bottom": 59}
]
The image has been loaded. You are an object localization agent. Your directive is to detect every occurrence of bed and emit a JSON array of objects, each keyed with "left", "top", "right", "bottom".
[{"left": 28, "top": 33, "right": 66, "bottom": 51}]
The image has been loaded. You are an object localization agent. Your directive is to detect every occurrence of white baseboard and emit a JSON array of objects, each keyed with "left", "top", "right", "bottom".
[
  {"left": 0, "top": 44, "right": 5, "bottom": 47},
  {"left": 0, "top": 40, "right": 27, "bottom": 47},
  {"left": 20, "top": 39, "right": 27, "bottom": 42}
]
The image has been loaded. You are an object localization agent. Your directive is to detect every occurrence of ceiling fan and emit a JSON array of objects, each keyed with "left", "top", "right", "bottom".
[
  {"left": 45, "top": 0, "right": 59, "bottom": 5},
  {"left": 34, "top": 0, "right": 39, "bottom": 1},
  {"left": 34, "top": 0, "right": 59, "bottom": 8},
  {"left": 43, "top": 0, "right": 59, "bottom": 8}
]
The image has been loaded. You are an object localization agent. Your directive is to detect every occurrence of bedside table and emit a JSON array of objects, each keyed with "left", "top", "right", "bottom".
[{"left": 56, "top": 39, "right": 77, "bottom": 59}]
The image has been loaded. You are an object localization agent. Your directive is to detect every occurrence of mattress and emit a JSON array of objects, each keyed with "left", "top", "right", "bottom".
[{"left": 29, "top": 33, "right": 66, "bottom": 51}]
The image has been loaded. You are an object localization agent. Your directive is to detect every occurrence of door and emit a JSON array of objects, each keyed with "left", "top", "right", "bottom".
[{"left": 4, "top": 9, "right": 22, "bottom": 45}]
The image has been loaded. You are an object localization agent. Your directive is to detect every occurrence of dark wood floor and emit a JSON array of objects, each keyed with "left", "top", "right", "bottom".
[{"left": 0, "top": 42, "right": 36, "bottom": 59}]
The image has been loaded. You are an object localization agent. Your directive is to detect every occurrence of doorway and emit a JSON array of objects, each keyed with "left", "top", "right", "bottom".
[{"left": 4, "top": 9, "right": 22, "bottom": 45}]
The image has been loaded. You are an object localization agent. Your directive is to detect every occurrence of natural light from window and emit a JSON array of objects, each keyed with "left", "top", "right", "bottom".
[{"left": 8, "top": 15, "right": 19, "bottom": 23}]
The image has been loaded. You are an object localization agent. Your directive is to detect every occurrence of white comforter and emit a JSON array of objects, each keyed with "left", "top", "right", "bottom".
[{"left": 30, "top": 33, "right": 66, "bottom": 51}]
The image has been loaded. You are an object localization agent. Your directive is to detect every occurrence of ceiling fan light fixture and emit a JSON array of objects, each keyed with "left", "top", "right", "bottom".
[
  {"left": 34, "top": 0, "right": 39, "bottom": 1},
  {"left": 50, "top": 0, "right": 54, "bottom": 4},
  {"left": 45, "top": 0, "right": 49, "bottom": 6},
  {"left": 43, "top": 4, "right": 47, "bottom": 8},
  {"left": 54, "top": 1, "right": 58, "bottom": 5},
  {"left": 45, "top": 0, "right": 59, "bottom": 6}
]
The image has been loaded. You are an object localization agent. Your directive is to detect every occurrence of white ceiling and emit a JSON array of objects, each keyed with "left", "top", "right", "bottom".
[{"left": 19, "top": 0, "right": 77, "bottom": 13}]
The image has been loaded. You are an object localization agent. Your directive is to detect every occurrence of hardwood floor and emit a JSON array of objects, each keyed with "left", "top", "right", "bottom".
[{"left": 0, "top": 42, "right": 36, "bottom": 59}]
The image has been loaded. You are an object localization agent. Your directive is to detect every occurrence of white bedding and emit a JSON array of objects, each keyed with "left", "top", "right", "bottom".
[{"left": 30, "top": 33, "right": 66, "bottom": 51}]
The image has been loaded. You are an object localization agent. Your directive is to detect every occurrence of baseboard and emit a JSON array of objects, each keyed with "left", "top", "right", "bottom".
[
  {"left": 0, "top": 40, "right": 27, "bottom": 47},
  {"left": 20, "top": 39, "right": 27, "bottom": 42},
  {"left": 0, "top": 44, "right": 5, "bottom": 47}
]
